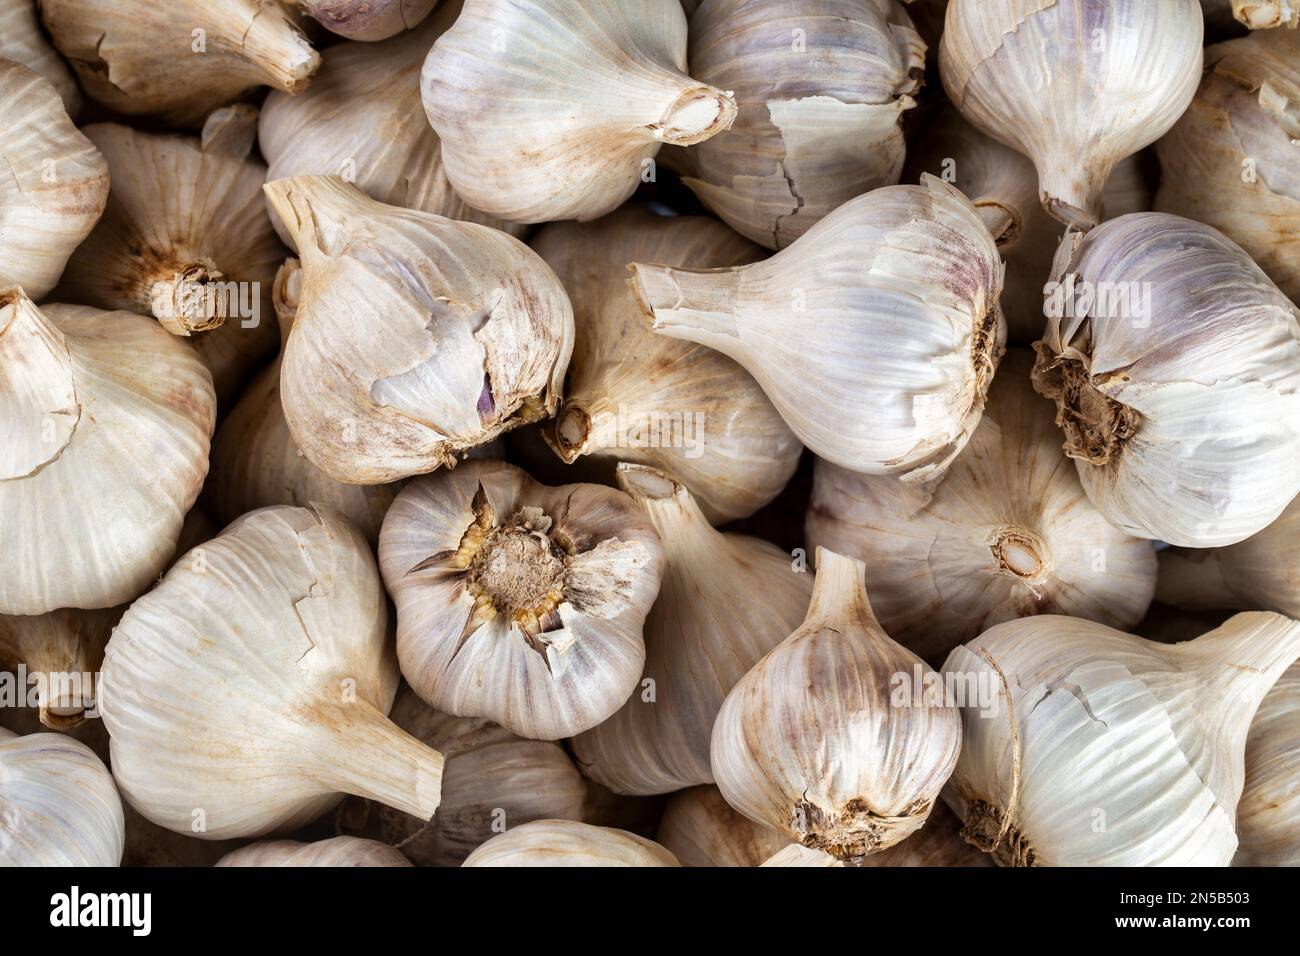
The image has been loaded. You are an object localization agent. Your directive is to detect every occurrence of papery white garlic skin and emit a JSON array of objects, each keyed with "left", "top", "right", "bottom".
[
  {"left": 0, "top": 0, "right": 80, "bottom": 113},
  {"left": 1235, "top": 661, "right": 1300, "bottom": 866},
  {"left": 217, "top": 837, "right": 412, "bottom": 867},
  {"left": 462, "top": 820, "right": 680, "bottom": 867},
  {"left": 656, "top": 785, "right": 790, "bottom": 867},
  {"left": 0, "top": 607, "right": 115, "bottom": 729},
  {"left": 292, "top": 0, "right": 438, "bottom": 41}
]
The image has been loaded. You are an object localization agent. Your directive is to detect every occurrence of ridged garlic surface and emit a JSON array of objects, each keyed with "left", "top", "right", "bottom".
[
  {"left": 942, "top": 612, "right": 1300, "bottom": 866},
  {"left": 0, "top": 291, "right": 216, "bottom": 616},
  {"left": 656, "top": 786, "right": 790, "bottom": 867},
  {"left": 0, "top": 0, "right": 79, "bottom": 113},
  {"left": 218, "top": 837, "right": 412, "bottom": 867},
  {"left": 379, "top": 460, "right": 665, "bottom": 740},
  {"left": 532, "top": 209, "right": 801, "bottom": 524},
  {"left": 0, "top": 607, "right": 116, "bottom": 730},
  {"left": 421, "top": 0, "right": 737, "bottom": 223},
  {"left": 1235, "top": 662, "right": 1300, "bottom": 866},
  {"left": 100, "top": 505, "right": 445, "bottom": 839},
  {"left": 1032, "top": 213, "right": 1300, "bottom": 547},
  {"left": 292, "top": 0, "right": 438, "bottom": 40},
  {"left": 630, "top": 176, "right": 1005, "bottom": 480},
  {"left": 263, "top": 176, "right": 574, "bottom": 483},
  {"left": 462, "top": 820, "right": 680, "bottom": 867},
  {"left": 858, "top": 801, "right": 994, "bottom": 867}
]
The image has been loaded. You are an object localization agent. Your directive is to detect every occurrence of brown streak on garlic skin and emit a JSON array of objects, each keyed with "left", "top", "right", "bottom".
[
  {"left": 1031, "top": 343, "right": 1141, "bottom": 467},
  {"left": 795, "top": 796, "right": 933, "bottom": 865},
  {"left": 959, "top": 799, "right": 1038, "bottom": 867}
]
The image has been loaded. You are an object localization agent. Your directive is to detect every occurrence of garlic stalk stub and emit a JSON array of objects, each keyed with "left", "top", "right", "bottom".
[
  {"left": 0, "top": 0, "right": 80, "bottom": 114},
  {"left": 263, "top": 176, "right": 574, "bottom": 484},
  {"left": 655, "top": 785, "right": 790, "bottom": 867},
  {"left": 1235, "top": 662, "right": 1300, "bottom": 866},
  {"left": 0, "top": 607, "right": 116, "bottom": 730},
  {"left": 630, "top": 175, "right": 1005, "bottom": 480},
  {"left": 532, "top": 209, "right": 801, "bottom": 523},
  {"left": 683, "top": 0, "right": 925, "bottom": 249},
  {"left": 711, "top": 548, "right": 962, "bottom": 863},
  {"left": 1032, "top": 213, "right": 1300, "bottom": 547},
  {"left": 462, "top": 820, "right": 680, "bottom": 867},
  {"left": 100, "top": 505, "right": 445, "bottom": 839},
  {"left": 1223, "top": 0, "right": 1300, "bottom": 28},
  {"left": 940, "top": 0, "right": 1203, "bottom": 229},
  {"left": 379, "top": 460, "right": 665, "bottom": 740},
  {"left": 289, "top": 0, "right": 438, "bottom": 41},
  {"left": 573, "top": 464, "right": 812, "bottom": 794},
  {"left": 420, "top": 0, "right": 737, "bottom": 223},
  {"left": 218, "top": 837, "right": 412, "bottom": 867}
]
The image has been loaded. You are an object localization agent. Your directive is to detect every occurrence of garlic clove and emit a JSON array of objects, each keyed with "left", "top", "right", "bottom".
[
  {"left": 0, "top": 607, "right": 117, "bottom": 730},
  {"left": 217, "top": 837, "right": 413, "bottom": 867},
  {"left": 289, "top": 0, "right": 439, "bottom": 41},
  {"left": 656, "top": 786, "right": 790, "bottom": 867},
  {"left": 462, "top": 820, "right": 680, "bottom": 867},
  {"left": 1234, "top": 661, "right": 1300, "bottom": 866},
  {"left": 0, "top": 0, "right": 80, "bottom": 114}
]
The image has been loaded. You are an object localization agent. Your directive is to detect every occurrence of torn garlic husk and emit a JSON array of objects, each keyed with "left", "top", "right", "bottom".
[
  {"left": 0, "top": 607, "right": 117, "bottom": 731},
  {"left": 462, "top": 820, "right": 680, "bottom": 867},
  {"left": 287, "top": 0, "right": 439, "bottom": 41},
  {"left": 0, "top": 0, "right": 80, "bottom": 114},
  {"left": 217, "top": 837, "right": 412, "bottom": 867},
  {"left": 1234, "top": 661, "right": 1300, "bottom": 866}
]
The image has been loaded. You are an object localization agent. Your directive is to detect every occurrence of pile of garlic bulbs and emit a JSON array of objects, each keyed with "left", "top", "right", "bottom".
[{"left": 3, "top": 0, "right": 1299, "bottom": 871}]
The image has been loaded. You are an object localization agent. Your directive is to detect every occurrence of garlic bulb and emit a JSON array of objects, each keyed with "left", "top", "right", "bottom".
[
  {"left": 656, "top": 786, "right": 790, "bottom": 867},
  {"left": 858, "top": 802, "right": 994, "bottom": 867},
  {"left": 263, "top": 176, "right": 574, "bottom": 483},
  {"left": 940, "top": 0, "right": 1202, "bottom": 229},
  {"left": 711, "top": 548, "right": 962, "bottom": 863},
  {"left": 0, "top": 291, "right": 216, "bottom": 616},
  {"left": 573, "top": 464, "right": 812, "bottom": 794},
  {"left": 1156, "top": 29, "right": 1300, "bottom": 306},
  {"left": 378, "top": 460, "right": 665, "bottom": 740},
  {"left": 289, "top": 0, "right": 438, "bottom": 40},
  {"left": 942, "top": 612, "right": 1300, "bottom": 866},
  {"left": 807, "top": 350, "right": 1157, "bottom": 665},
  {"left": 532, "top": 209, "right": 801, "bottom": 523},
  {"left": 630, "top": 176, "right": 1005, "bottom": 480},
  {"left": 0, "top": 0, "right": 79, "bottom": 113},
  {"left": 462, "top": 820, "right": 680, "bottom": 867},
  {"left": 123, "top": 804, "right": 238, "bottom": 867},
  {"left": 218, "top": 837, "right": 412, "bottom": 867},
  {"left": 0, "top": 607, "right": 116, "bottom": 730},
  {"left": 760, "top": 844, "right": 843, "bottom": 867},
  {"left": 1032, "top": 213, "right": 1300, "bottom": 548},
  {"left": 100, "top": 505, "right": 445, "bottom": 839},
  {"left": 0, "top": 730, "right": 124, "bottom": 866},
  {"left": 37, "top": 0, "right": 320, "bottom": 126},
  {"left": 682, "top": 0, "right": 925, "bottom": 249},
  {"left": 0, "top": 62, "right": 108, "bottom": 301},
  {"left": 1235, "top": 662, "right": 1300, "bottom": 866},
  {"left": 420, "top": 0, "right": 737, "bottom": 223}
]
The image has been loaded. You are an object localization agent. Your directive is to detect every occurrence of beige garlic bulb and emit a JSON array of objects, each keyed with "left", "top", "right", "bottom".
[
  {"left": 100, "top": 505, "right": 445, "bottom": 839},
  {"left": 218, "top": 837, "right": 412, "bottom": 867},
  {"left": 288, "top": 0, "right": 438, "bottom": 40},
  {"left": 263, "top": 176, "right": 573, "bottom": 483},
  {"left": 940, "top": 0, "right": 1202, "bottom": 229},
  {"left": 574, "top": 465, "right": 812, "bottom": 794},
  {"left": 462, "top": 820, "right": 680, "bottom": 867},
  {"left": 711, "top": 548, "right": 962, "bottom": 863},
  {"left": 0, "top": 0, "right": 79, "bottom": 113},
  {"left": 0, "top": 607, "right": 116, "bottom": 730},
  {"left": 421, "top": 0, "right": 737, "bottom": 223},
  {"left": 379, "top": 460, "right": 665, "bottom": 740},
  {"left": 656, "top": 786, "right": 790, "bottom": 867},
  {"left": 0, "top": 291, "right": 216, "bottom": 616},
  {"left": 760, "top": 844, "right": 844, "bottom": 867},
  {"left": 682, "top": 0, "right": 925, "bottom": 250},
  {"left": 630, "top": 176, "right": 1005, "bottom": 480},
  {"left": 1234, "top": 662, "right": 1300, "bottom": 866},
  {"left": 37, "top": 0, "right": 320, "bottom": 126},
  {"left": 0, "top": 730, "right": 124, "bottom": 866},
  {"left": 807, "top": 350, "right": 1157, "bottom": 665},
  {"left": 1033, "top": 213, "right": 1300, "bottom": 548},
  {"left": 533, "top": 209, "right": 801, "bottom": 524}
]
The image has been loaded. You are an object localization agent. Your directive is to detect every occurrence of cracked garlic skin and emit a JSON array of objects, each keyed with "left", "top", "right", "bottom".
[
  {"left": 100, "top": 505, "right": 445, "bottom": 839},
  {"left": 0, "top": 607, "right": 116, "bottom": 730},
  {"left": 0, "top": 0, "right": 79, "bottom": 114},
  {"left": 1234, "top": 661, "right": 1300, "bottom": 866},
  {"left": 655, "top": 786, "right": 790, "bottom": 867},
  {"left": 263, "top": 176, "right": 574, "bottom": 484},
  {"left": 218, "top": 837, "right": 412, "bottom": 867},
  {"left": 711, "top": 548, "right": 962, "bottom": 864},
  {"left": 941, "top": 0, "right": 1202, "bottom": 230},
  {"left": 1032, "top": 213, "right": 1300, "bottom": 548},
  {"left": 379, "top": 460, "right": 665, "bottom": 741},
  {"left": 291, "top": 0, "right": 438, "bottom": 41},
  {"left": 462, "top": 820, "right": 680, "bottom": 867},
  {"left": 807, "top": 350, "right": 1157, "bottom": 665},
  {"left": 532, "top": 209, "right": 801, "bottom": 524},
  {"left": 0, "top": 291, "right": 216, "bottom": 616},
  {"left": 682, "top": 0, "right": 925, "bottom": 250},
  {"left": 421, "top": 0, "right": 737, "bottom": 223},
  {"left": 630, "top": 175, "right": 1005, "bottom": 480}
]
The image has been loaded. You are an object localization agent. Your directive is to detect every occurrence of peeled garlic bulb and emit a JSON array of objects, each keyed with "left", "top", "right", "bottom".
[
  {"left": 0, "top": 730, "right": 124, "bottom": 866},
  {"left": 656, "top": 786, "right": 790, "bottom": 867},
  {"left": 38, "top": 0, "right": 320, "bottom": 126},
  {"left": 940, "top": 0, "right": 1202, "bottom": 229},
  {"left": 630, "top": 176, "right": 1005, "bottom": 480},
  {"left": 1235, "top": 662, "right": 1300, "bottom": 866},
  {"left": 218, "top": 837, "right": 412, "bottom": 867},
  {"left": 263, "top": 176, "right": 574, "bottom": 483},
  {"left": 462, "top": 820, "right": 680, "bottom": 867},
  {"left": 421, "top": 0, "right": 737, "bottom": 223},
  {"left": 0, "top": 0, "right": 79, "bottom": 113},
  {"left": 943, "top": 612, "right": 1300, "bottom": 866},
  {"left": 807, "top": 350, "right": 1156, "bottom": 664},
  {"left": 533, "top": 209, "right": 801, "bottom": 523},
  {"left": 290, "top": 0, "right": 438, "bottom": 40},
  {"left": 682, "top": 0, "right": 925, "bottom": 249},
  {"left": 100, "top": 505, "right": 445, "bottom": 839},
  {"left": 379, "top": 460, "right": 665, "bottom": 740},
  {"left": 574, "top": 464, "right": 811, "bottom": 794},
  {"left": 1033, "top": 213, "right": 1300, "bottom": 547},
  {"left": 0, "top": 291, "right": 216, "bottom": 616},
  {"left": 711, "top": 548, "right": 962, "bottom": 863},
  {"left": 0, "top": 607, "right": 116, "bottom": 729}
]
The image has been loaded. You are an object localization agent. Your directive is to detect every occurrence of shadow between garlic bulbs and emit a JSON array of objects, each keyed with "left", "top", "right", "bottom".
[{"left": 288, "top": 0, "right": 439, "bottom": 41}]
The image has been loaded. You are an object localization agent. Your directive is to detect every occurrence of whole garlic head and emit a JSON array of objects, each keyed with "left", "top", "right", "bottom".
[
  {"left": 1235, "top": 661, "right": 1300, "bottom": 866},
  {"left": 462, "top": 820, "right": 680, "bottom": 867},
  {"left": 0, "top": 0, "right": 80, "bottom": 113},
  {"left": 655, "top": 785, "right": 790, "bottom": 867},
  {"left": 218, "top": 837, "right": 412, "bottom": 867}
]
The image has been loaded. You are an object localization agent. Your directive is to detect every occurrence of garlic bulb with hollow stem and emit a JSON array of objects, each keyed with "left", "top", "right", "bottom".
[
  {"left": 218, "top": 837, "right": 412, "bottom": 867},
  {"left": 655, "top": 786, "right": 790, "bottom": 867},
  {"left": 420, "top": 0, "right": 737, "bottom": 223},
  {"left": 0, "top": 0, "right": 79, "bottom": 113},
  {"left": 532, "top": 209, "right": 801, "bottom": 524},
  {"left": 462, "top": 820, "right": 680, "bottom": 867},
  {"left": 1234, "top": 662, "right": 1300, "bottom": 866},
  {"left": 0, "top": 607, "right": 116, "bottom": 730},
  {"left": 289, "top": 0, "right": 438, "bottom": 40}
]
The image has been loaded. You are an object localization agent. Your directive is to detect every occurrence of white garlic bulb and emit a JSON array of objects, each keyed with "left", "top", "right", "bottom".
[
  {"left": 711, "top": 548, "right": 962, "bottom": 863},
  {"left": 573, "top": 465, "right": 812, "bottom": 794},
  {"left": 760, "top": 845, "right": 843, "bottom": 867},
  {"left": 532, "top": 209, "right": 801, "bottom": 524},
  {"left": 0, "top": 607, "right": 116, "bottom": 730},
  {"left": 942, "top": 612, "right": 1300, "bottom": 865},
  {"left": 807, "top": 350, "right": 1157, "bottom": 664},
  {"left": 655, "top": 786, "right": 790, "bottom": 867},
  {"left": 1033, "top": 213, "right": 1300, "bottom": 548},
  {"left": 263, "top": 176, "right": 574, "bottom": 484},
  {"left": 1235, "top": 662, "right": 1300, "bottom": 866},
  {"left": 940, "top": 0, "right": 1202, "bottom": 229},
  {"left": 378, "top": 460, "right": 665, "bottom": 740},
  {"left": 289, "top": 0, "right": 438, "bottom": 40},
  {"left": 462, "top": 820, "right": 680, "bottom": 867},
  {"left": 420, "top": 0, "right": 737, "bottom": 223},
  {"left": 630, "top": 175, "right": 1005, "bottom": 480},
  {"left": 100, "top": 505, "right": 445, "bottom": 839},
  {"left": 0, "top": 291, "right": 216, "bottom": 616},
  {"left": 0, "top": 0, "right": 80, "bottom": 113},
  {"left": 218, "top": 837, "right": 412, "bottom": 867}
]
